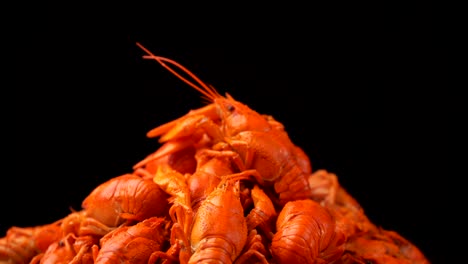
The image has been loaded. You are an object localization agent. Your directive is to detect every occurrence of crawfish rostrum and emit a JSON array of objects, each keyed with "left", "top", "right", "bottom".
[{"left": 1, "top": 43, "right": 430, "bottom": 264}]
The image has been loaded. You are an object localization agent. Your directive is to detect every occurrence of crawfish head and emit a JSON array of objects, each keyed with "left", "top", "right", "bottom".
[
  {"left": 137, "top": 42, "right": 312, "bottom": 206},
  {"left": 189, "top": 179, "right": 248, "bottom": 263},
  {"left": 137, "top": 42, "right": 278, "bottom": 141},
  {"left": 213, "top": 93, "right": 274, "bottom": 137}
]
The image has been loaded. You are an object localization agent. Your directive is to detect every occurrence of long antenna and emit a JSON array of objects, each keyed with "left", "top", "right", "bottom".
[{"left": 136, "top": 42, "right": 221, "bottom": 101}]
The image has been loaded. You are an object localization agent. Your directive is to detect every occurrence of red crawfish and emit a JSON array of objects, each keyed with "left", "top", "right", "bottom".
[
  {"left": 93, "top": 216, "right": 168, "bottom": 264},
  {"left": 0, "top": 220, "right": 63, "bottom": 264},
  {"left": 134, "top": 42, "right": 317, "bottom": 206},
  {"left": 81, "top": 173, "right": 170, "bottom": 228},
  {"left": 142, "top": 153, "right": 269, "bottom": 264},
  {"left": 270, "top": 199, "right": 346, "bottom": 264},
  {"left": 336, "top": 228, "right": 430, "bottom": 264},
  {"left": 134, "top": 142, "right": 198, "bottom": 178},
  {"left": 187, "top": 177, "right": 270, "bottom": 264},
  {"left": 29, "top": 233, "right": 96, "bottom": 264},
  {"left": 59, "top": 209, "right": 115, "bottom": 238},
  {"left": 308, "top": 169, "right": 378, "bottom": 238}
]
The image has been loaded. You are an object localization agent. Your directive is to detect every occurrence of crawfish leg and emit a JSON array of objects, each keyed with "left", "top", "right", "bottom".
[
  {"left": 235, "top": 229, "right": 270, "bottom": 264},
  {"left": 245, "top": 184, "right": 276, "bottom": 239}
]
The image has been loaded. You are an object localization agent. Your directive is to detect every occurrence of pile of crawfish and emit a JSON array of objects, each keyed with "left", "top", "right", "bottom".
[{"left": 2, "top": 44, "right": 430, "bottom": 264}]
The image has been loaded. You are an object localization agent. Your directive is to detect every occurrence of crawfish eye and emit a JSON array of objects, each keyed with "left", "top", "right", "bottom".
[{"left": 226, "top": 104, "right": 235, "bottom": 112}]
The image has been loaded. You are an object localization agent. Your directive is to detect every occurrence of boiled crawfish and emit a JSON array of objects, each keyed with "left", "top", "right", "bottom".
[
  {"left": 93, "top": 216, "right": 169, "bottom": 264},
  {"left": 81, "top": 173, "right": 170, "bottom": 227},
  {"left": 30, "top": 233, "right": 97, "bottom": 264},
  {"left": 0, "top": 220, "right": 63, "bottom": 264},
  {"left": 133, "top": 43, "right": 430, "bottom": 263},
  {"left": 138, "top": 151, "right": 273, "bottom": 263},
  {"left": 336, "top": 228, "right": 430, "bottom": 264},
  {"left": 187, "top": 178, "right": 249, "bottom": 263},
  {"left": 1, "top": 44, "right": 431, "bottom": 264},
  {"left": 135, "top": 42, "right": 317, "bottom": 207},
  {"left": 0, "top": 172, "right": 171, "bottom": 263},
  {"left": 271, "top": 199, "right": 345, "bottom": 263}
]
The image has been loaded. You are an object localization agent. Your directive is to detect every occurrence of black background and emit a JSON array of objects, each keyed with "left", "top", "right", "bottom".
[{"left": 10, "top": 3, "right": 455, "bottom": 263}]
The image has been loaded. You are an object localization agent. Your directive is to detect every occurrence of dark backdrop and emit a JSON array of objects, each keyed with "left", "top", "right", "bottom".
[{"left": 11, "top": 3, "right": 454, "bottom": 263}]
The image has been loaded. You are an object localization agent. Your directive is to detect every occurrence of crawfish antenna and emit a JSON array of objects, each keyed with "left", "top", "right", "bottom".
[{"left": 136, "top": 42, "right": 221, "bottom": 102}]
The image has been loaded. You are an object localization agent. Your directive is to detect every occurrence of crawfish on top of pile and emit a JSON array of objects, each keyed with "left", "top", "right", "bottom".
[{"left": 1, "top": 43, "right": 431, "bottom": 264}]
